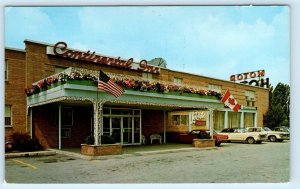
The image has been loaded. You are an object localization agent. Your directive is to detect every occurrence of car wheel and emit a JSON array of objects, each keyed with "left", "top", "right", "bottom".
[
  {"left": 269, "top": 135, "right": 277, "bottom": 142},
  {"left": 247, "top": 137, "right": 255, "bottom": 144}
]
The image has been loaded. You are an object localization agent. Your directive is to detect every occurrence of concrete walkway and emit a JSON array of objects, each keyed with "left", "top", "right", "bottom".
[
  {"left": 53, "top": 145, "right": 215, "bottom": 160},
  {"left": 5, "top": 150, "right": 56, "bottom": 159},
  {"left": 5, "top": 144, "right": 216, "bottom": 160}
]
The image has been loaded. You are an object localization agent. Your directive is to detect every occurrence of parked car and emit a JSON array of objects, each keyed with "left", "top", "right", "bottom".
[
  {"left": 246, "top": 127, "right": 289, "bottom": 142},
  {"left": 273, "top": 126, "right": 290, "bottom": 133},
  {"left": 178, "top": 130, "right": 228, "bottom": 147},
  {"left": 220, "top": 128, "right": 266, "bottom": 144}
]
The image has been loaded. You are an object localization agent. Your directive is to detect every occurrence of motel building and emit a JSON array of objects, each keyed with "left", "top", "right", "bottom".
[{"left": 4, "top": 40, "right": 269, "bottom": 154}]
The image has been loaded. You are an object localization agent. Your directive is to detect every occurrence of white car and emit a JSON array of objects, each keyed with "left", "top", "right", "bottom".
[
  {"left": 220, "top": 128, "right": 267, "bottom": 144},
  {"left": 246, "top": 127, "right": 289, "bottom": 142}
]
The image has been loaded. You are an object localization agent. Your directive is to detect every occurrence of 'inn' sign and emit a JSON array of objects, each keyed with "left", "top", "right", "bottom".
[{"left": 47, "top": 42, "right": 160, "bottom": 74}]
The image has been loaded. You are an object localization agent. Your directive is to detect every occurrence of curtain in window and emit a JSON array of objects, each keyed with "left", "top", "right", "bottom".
[
  {"left": 228, "top": 112, "right": 241, "bottom": 128},
  {"left": 213, "top": 111, "right": 224, "bottom": 132},
  {"left": 244, "top": 113, "right": 255, "bottom": 128}
]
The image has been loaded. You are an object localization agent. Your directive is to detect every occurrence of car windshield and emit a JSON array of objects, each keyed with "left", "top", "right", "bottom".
[
  {"left": 236, "top": 128, "right": 247, "bottom": 133},
  {"left": 278, "top": 127, "right": 289, "bottom": 132},
  {"left": 263, "top": 127, "right": 272, "bottom": 131}
]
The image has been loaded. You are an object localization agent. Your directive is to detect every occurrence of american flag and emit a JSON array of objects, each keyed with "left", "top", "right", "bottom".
[{"left": 98, "top": 70, "right": 124, "bottom": 98}]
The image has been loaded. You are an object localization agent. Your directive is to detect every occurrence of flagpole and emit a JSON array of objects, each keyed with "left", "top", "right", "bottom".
[{"left": 97, "top": 70, "right": 100, "bottom": 145}]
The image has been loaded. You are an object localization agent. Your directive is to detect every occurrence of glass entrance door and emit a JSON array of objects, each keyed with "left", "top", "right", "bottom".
[
  {"left": 103, "top": 108, "right": 141, "bottom": 145},
  {"left": 111, "top": 117, "right": 121, "bottom": 143},
  {"left": 122, "top": 117, "right": 133, "bottom": 144}
]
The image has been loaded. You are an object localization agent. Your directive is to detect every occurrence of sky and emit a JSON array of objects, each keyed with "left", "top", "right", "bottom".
[{"left": 4, "top": 5, "right": 290, "bottom": 87}]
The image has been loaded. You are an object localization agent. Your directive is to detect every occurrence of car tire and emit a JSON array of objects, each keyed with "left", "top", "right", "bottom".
[
  {"left": 247, "top": 137, "right": 255, "bottom": 144},
  {"left": 269, "top": 135, "right": 277, "bottom": 142}
]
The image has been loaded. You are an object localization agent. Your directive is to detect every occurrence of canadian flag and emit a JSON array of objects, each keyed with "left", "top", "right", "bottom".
[{"left": 221, "top": 90, "right": 240, "bottom": 112}]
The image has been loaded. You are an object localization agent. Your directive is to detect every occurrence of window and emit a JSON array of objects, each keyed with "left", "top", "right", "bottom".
[
  {"left": 5, "top": 105, "right": 12, "bottom": 127},
  {"left": 142, "top": 73, "right": 153, "bottom": 80},
  {"left": 62, "top": 107, "right": 73, "bottom": 126},
  {"left": 56, "top": 107, "right": 74, "bottom": 126},
  {"left": 208, "top": 84, "right": 221, "bottom": 92},
  {"left": 173, "top": 77, "right": 183, "bottom": 84},
  {"left": 61, "top": 128, "right": 71, "bottom": 138},
  {"left": 171, "top": 115, "right": 188, "bottom": 126},
  {"left": 55, "top": 66, "right": 66, "bottom": 73},
  {"left": 245, "top": 91, "right": 255, "bottom": 107},
  {"left": 5, "top": 60, "right": 8, "bottom": 81}
]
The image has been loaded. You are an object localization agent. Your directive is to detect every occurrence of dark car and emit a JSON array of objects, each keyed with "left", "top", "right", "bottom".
[{"left": 178, "top": 130, "right": 228, "bottom": 147}]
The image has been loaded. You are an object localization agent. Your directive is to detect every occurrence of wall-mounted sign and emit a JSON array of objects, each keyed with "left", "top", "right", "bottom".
[
  {"left": 191, "top": 111, "right": 206, "bottom": 126},
  {"left": 230, "top": 70, "right": 269, "bottom": 88},
  {"left": 46, "top": 42, "right": 160, "bottom": 74}
]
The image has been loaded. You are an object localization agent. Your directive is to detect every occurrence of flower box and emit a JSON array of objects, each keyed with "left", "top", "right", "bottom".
[
  {"left": 81, "top": 144, "right": 122, "bottom": 156},
  {"left": 66, "top": 80, "right": 95, "bottom": 86},
  {"left": 193, "top": 139, "right": 215, "bottom": 148}
]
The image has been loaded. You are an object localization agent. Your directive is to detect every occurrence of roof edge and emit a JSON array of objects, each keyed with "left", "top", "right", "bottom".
[
  {"left": 22, "top": 39, "right": 270, "bottom": 91},
  {"left": 5, "top": 47, "right": 25, "bottom": 52}
]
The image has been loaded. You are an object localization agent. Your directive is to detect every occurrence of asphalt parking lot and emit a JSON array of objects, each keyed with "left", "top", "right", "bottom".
[{"left": 5, "top": 141, "right": 289, "bottom": 183}]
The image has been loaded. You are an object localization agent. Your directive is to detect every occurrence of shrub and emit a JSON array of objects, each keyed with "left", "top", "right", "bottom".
[
  {"left": 101, "top": 135, "right": 116, "bottom": 144},
  {"left": 84, "top": 135, "right": 94, "bottom": 145},
  {"left": 10, "top": 132, "right": 43, "bottom": 152},
  {"left": 84, "top": 135, "right": 116, "bottom": 145}
]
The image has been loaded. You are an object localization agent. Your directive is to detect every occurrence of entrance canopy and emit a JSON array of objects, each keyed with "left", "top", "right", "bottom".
[
  {"left": 26, "top": 67, "right": 224, "bottom": 110},
  {"left": 26, "top": 67, "right": 250, "bottom": 147}
]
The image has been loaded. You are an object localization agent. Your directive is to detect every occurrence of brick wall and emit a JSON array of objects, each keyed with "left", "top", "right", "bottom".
[
  {"left": 32, "top": 105, "right": 92, "bottom": 148},
  {"left": 5, "top": 40, "right": 269, "bottom": 143},
  {"left": 5, "top": 49, "right": 27, "bottom": 140},
  {"left": 142, "top": 109, "right": 164, "bottom": 142}
]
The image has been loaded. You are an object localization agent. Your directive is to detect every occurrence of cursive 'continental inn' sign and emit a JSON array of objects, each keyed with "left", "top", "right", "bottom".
[{"left": 46, "top": 42, "right": 160, "bottom": 74}]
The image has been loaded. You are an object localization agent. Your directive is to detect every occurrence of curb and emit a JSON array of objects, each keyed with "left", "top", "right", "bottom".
[
  {"left": 5, "top": 147, "right": 218, "bottom": 160},
  {"left": 5, "top": 150, "right": 56, "bottom": 159},
  {"left": 134, "top": 147, "right": 200, "bottom": 155}
]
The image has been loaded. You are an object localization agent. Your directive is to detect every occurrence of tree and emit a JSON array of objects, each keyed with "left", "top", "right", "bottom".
[{"left": 263, "top": 82, "right": 290, "bottom": 129}]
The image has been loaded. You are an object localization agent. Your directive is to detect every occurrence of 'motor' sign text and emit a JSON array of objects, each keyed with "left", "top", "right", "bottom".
[
  {"left": 230, "top": 70, "right": 269, "bottom": 88},
  {"left": 230, "top": 70, "right": 265, "bottom": 81}
]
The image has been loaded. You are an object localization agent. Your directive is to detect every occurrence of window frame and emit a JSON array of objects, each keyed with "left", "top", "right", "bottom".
[
  {"left": 62, "top": 107, "right": 73, "bottom": 127},
  {"left": 173, "top": 77, "right": 183, "bottom": 84},
  {"left": 208, "top": 84, "right": 221, "bottom": 92},
  {"left": 171, "top": 114, "right": 188, "bottom": 126},
  {"left": 61, "top": 128, "right": 72, "bottom": 138},
  {"left": 56, "top": 107, "right": 74, "bottom": 127},
  {"left": 142, "top": 72, "right": 153, "bottom": 80},
  {"left": 5, "top": 105, "right": 12, "bottom": 127},
  {"left": 5, "top": 59, "right": 8, "bottom": 81},
  {"left": 245, "top": 90, "right": 256, "bottom": 107}
]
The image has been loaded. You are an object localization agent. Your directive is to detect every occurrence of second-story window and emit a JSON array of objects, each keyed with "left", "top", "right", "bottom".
[
  {"left": 142, "top": 73, "right": 153, "bottom": 80},
  {"left": 5, "top": 60, "right": 8, "bottom": 81},
  {"left": 245, "top": 90, "right": 255, "bottom": 107},
  {"left": 5, "top": 105, "right": 12, "bottom": 127},
  {"left": 55, "top": 66, "right": 66, "bottom": 74},
  {"left": 173, "top": 77, "right": 183, "bottom": 84},
  {"left": 208, "top": 84, "right": 221, "bottom": 92}
]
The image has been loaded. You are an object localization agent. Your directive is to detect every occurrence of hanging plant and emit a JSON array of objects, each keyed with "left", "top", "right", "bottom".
[{"left": 25, "top": 71, "right": 222, "bottom": 99}]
